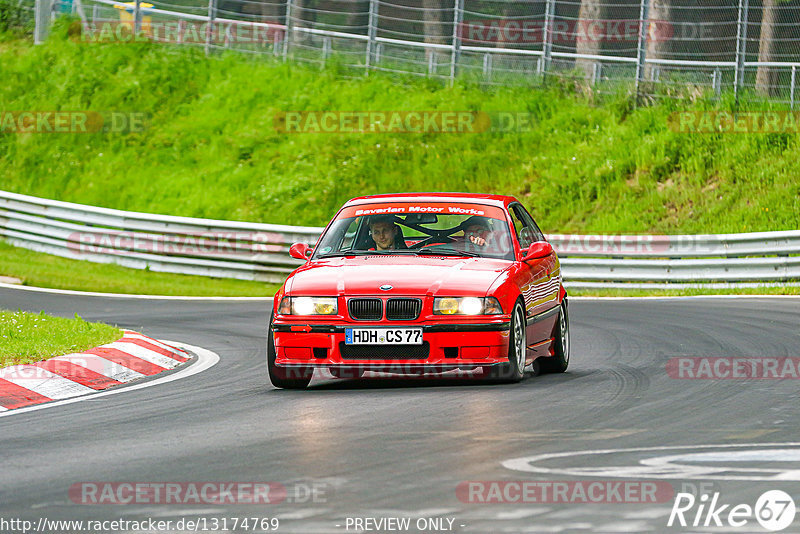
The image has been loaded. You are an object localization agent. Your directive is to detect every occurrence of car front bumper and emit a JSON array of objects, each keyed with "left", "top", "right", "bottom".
[{"left": 272, "top": 320, "right": 511, "bottom": 370}]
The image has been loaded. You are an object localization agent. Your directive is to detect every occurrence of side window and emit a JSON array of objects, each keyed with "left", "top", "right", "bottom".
[
  {"left": 514, "top": 204, "right": 545, "bottom": 242},
  {"left": 509, "top": 204, "right": 538, "bottom": 249},
  {"left": 339, "top": 218, "right": 361, "bottom": 251}
]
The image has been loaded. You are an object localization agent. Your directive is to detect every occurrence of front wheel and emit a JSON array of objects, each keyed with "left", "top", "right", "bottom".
[
  {"left": 541, "top": 300, "right": 569, "bottom": 374},
  {"left": 267, "top": 317, "right": 312, "bottom": 389},
  {"left": 485, "top": 300, "right": 526, "bottom": 383}
]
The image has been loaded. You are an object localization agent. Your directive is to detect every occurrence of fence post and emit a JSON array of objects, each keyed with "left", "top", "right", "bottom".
[
  {"left": 283, "top": 0, "right": 294, "bottom": 61},
  {"left": 734, "top": 0, "right": 749, "bottom": 104},
  {"left": 204, "top": 0, "right": 216, "bottom": 56},
  {"left": 133, "top": 0, "right": 141, "bottom": 35},
  {"left": 322, "top": 36, "right": 331, "bottom": 67},
  {"left": 449, "top": 0, "right": 464, "bottom": 84},
  {"left": 791, "top": 65, "right": 796, "bottom": 110},
  {"left": 634, "top": 0, "right": 650, "bottom": 101},
  {"left": 365, "top": 0, "right": 378, "bottom": 75},
  {"left": 713, "top": 68, "right": 721, "bottom": 98},
  {"left": 542, "top": 0, "right": 554, "bottom": 75},
  {"left": 34, "top": 0, "right": 52, "bottom": 44},
  {"left": 483, "top": 53, "right": 492, "bottom": 82}
]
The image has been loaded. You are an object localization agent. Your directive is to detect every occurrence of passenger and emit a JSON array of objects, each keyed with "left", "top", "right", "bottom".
[{"left": 460, "top": 215, "right": 493, "bottom": 248}]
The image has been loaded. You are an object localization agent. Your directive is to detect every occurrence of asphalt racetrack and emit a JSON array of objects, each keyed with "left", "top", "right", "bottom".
[{"left": 1, "top": 286, "right": 799, "bottom": 533}]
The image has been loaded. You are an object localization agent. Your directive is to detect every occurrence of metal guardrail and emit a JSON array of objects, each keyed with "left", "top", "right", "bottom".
[{"left": 1, "top": 190, "right": 799, "bottom": 288}]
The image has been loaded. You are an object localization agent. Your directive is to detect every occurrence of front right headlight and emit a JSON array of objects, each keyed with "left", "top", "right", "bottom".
[
  {"left": 433, "top": 297, "right": 503, "bottom": 315},
  {"left": 278, "top": 296, "right": 338, "bottom": 315}
]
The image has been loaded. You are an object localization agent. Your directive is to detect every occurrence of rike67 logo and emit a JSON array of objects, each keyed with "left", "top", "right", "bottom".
[{"left": 668, "top": 490, "right": 796, "bottom": 531}]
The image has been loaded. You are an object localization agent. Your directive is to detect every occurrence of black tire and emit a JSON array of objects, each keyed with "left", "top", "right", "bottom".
[
  {"left": 267, "top": 316, "right": 312, "bottom": 389},
  {"left": 485, "top": 300, "right": 526, "bottom": 383},
  {"left": 329, "top": 367, "right": 365, "bottom": 379},
  {"left": 540, "top": 299, "right": 570, "bottom": 374}
]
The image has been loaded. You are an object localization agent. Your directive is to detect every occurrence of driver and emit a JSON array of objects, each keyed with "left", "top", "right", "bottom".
[{"left": 368, "top": 215, "right": 401, "bottom": 251}]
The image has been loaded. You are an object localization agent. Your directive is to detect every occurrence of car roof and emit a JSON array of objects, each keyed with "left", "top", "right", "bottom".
[{"left": 344, "top": 192, "right": 518, "bottom": 208}]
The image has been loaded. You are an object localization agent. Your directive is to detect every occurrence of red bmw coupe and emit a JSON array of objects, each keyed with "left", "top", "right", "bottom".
[{"left": 268, "top": 193, "right": 569, "bottom": 389}]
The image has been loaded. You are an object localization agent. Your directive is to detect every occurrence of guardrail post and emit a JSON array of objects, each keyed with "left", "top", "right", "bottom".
[
  {"left": 634, "top": 0, "right": 650, "bottom": 102},
  {"left": 791, "top": 65, "right": 796, "bottom": 109},
  {"left": 542, "top": 0, "right": 554, "bottom": 76},
  {"left": 734, "top": 0, "right": 749, "bottom": 105},
  {"left": 713, "top": 68, "right": 721, "bottom": 98},
  {"left": 449, "top": 0, "right": 464, "bottom": 84},
  {"left": 375, "top": 42, "right": 382, "bottom": 63},
  {"left": 283, "top": 0, "right": 294, "bottom": 61},
  {"left": 205, "top": 0, "right": 217, "bottom": 56},
  {"left": 592, "top": 62, "right": 601, "bottom": 86},
  {"left": 365, "top": 0, "right": 378, "bottom": 75},
  {"left": 429, "top": 50, "right": 436, "bottom": 75}
]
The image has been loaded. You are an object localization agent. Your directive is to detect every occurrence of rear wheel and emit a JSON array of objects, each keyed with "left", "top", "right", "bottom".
[
  {"left": 540, "top": 300, "right": 570, "bottom": 374},
  {"left": 485, "top": 300, "right": 526, "bottom": 383},
  {"left": 267, "top": 316, "right": 312, "bottom": 389}
]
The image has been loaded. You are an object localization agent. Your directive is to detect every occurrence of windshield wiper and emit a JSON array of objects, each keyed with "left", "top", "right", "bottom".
[
  {"left": 413, "top": 248, "right": 479, "bottom": 257},
  {"left": 317, "top": 250, "right": 398, "bottom": 258}
]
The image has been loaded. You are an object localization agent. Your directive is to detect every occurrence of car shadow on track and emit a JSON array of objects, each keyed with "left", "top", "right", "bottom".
[{"left": 294, "top": 369, "right": 592, "bottom": 391}]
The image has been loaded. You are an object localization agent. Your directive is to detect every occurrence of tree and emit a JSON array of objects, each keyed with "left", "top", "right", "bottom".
[
  {"left": 575, "top": 0, "right": 604, "bottom": 80},
  {"left": 645, "top": 0, "right": 673, "bottom": 81},
  {"left": 755, "top": 0, "right": 778, "bottom": 96}
]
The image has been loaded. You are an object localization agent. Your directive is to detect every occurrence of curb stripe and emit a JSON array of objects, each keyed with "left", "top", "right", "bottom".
[
  {"left": 0, "top": 366, "right": 94, "bottom": 400},
  {"left": 118, "top": 337, "right": 189, "bottom": 363},
  {"left": 51, "top": 354, "right": 146, "bottom": 383},
  {"left": 122, "top": 331, "right": 189, "bottom": 355},
  {"left": 110, "top": 342, "right": 181, "bottom": 369},
  {"left": 34, "top": 360, "right": 122, "bottom": 390},
  {"left": 0, "top": 378, "right": 53, "bottom": 409},
  {"left": 0, "top": 332, "right": 190, "bottom": 411},
  {"left": 85, "top": 347, "right": 167, "bottom": 376}
]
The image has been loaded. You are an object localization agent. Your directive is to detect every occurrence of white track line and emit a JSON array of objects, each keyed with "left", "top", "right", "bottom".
[
  {"left": 0, "top": 341, "right": 219, "bottom": 418},
  {"left": 2, "top": 281, "right": 798, "bottom": 302},
  {"left": 0, "top": 282, "right": 272, "bottom": 300}
]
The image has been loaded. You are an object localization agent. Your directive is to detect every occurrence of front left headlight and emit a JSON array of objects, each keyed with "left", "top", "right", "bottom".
[
  {"left": 278, "top": 296, "right": 338, "bottom": 315},
  {"left": 433, "top": 297, "right": 503, "bottom": 315}
]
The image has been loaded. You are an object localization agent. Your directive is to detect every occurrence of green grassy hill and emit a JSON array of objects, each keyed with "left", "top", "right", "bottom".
[{"left": 1, "top": 20, "right": 798, "bottom": 234}]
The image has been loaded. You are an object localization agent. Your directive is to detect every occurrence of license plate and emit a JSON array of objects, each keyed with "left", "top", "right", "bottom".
[{"left": 345, "top": 328, "right": 423, "bottom": 345}]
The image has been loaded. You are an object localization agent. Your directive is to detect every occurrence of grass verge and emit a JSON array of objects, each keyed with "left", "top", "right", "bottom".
[
  {"left": 0, "top": 24, "right": 798, "bottom": 235},
  {"left": 0, "top": 309, "right": 122, "bottom": 365},
  {"left": 0, "top": 241, "right": 280, "bottom": 297}
]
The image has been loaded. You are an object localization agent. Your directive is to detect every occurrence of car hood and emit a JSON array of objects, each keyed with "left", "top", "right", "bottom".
[{"left": 286, "top": 255, "right": 511, "bottom": 296}]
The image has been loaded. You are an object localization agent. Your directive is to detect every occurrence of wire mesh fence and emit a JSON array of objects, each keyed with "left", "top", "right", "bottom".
[{"left": 29, "top": 0, "right": 800, "bottom": 103}]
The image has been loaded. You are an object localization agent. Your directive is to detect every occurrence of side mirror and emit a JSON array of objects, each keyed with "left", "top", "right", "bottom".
[
  {"left": 521, "top": 241, "right": 553, "bottom": 262},
  {"left": 289, "top": 242, "right": 312, "bottom": 260}
]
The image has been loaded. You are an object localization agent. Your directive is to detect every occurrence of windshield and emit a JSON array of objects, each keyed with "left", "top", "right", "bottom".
[{"left": 313, "top": 202, "right": 515, "bottom": 261}]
